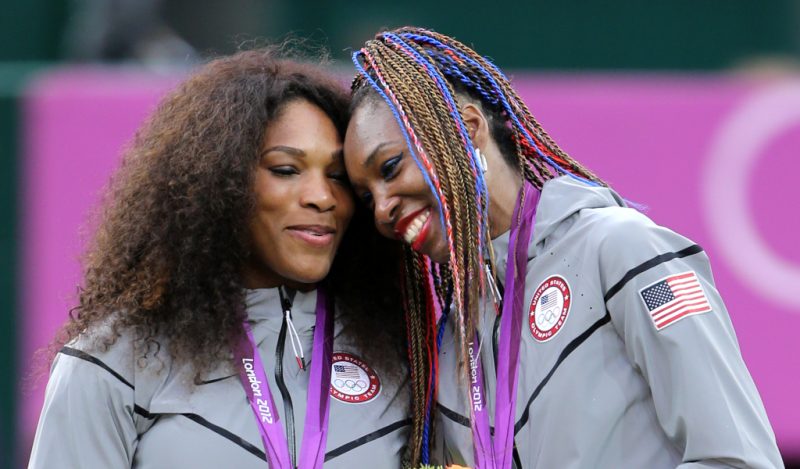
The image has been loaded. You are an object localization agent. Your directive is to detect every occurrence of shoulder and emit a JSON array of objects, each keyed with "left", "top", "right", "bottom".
[
  {"left": 589, "top": 206, "right": 688, "bottom": 249},
  {"left": 40, "top": 326, "right": 142, "bottom": 430},
  {"left": 60, "top": 321, "right": 138, "bottom": 387},
  {"left": 58, "top": 319, "right": 183, "bottom": 396},
  {"left": 535, "top": 177, "right": 693, "bottom": 257},
  {"left": 556, "top": 204, "right": 709, "bottom": 302},
  {"left": 565, "top": 202, "right": 698, "bottom": 263},
  {"left": 535, "top": 177, "right": 684, "bottom": 247}
]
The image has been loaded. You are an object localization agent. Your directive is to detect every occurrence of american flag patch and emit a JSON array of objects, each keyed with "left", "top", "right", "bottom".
[
  {"left": 639, "top": 271, "right": 712, "bottom": 331},
  {"left": 540, "top": 293, "right": 557, "bottom": 310},
  {"left": 333, "top": 363, "right": 361, "bottom": 379}
]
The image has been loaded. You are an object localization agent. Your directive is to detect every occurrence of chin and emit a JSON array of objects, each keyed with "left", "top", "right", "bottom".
[
  {"left": 429, "top": 251, "right": 450, "bottom": 264},
  {"left": 422, "top": 239, "right": 450, "bottom": 264},
  {"left": 419, "top": 223, "right": 449, "bottom": 264},
  {"left": 287, "top": 272, "right": 328, "bottom": 286},
  {"left": 289, "top": 259, "right": 334, "bottom": 285}
]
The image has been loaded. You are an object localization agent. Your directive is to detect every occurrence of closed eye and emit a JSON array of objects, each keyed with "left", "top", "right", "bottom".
[
  {"left": 269, "top": 166, "right": 299, "bottom": 177},
  {"left": 380, "top": 154, "right": 402, "bottom": 180}
]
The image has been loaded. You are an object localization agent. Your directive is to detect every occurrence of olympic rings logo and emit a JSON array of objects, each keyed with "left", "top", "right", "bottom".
[
  {"left": 333, "top": 378, "right": 368, "bottom": 392},
  {"left": 329, "top": 352, "right": 382, "bottom": 403}
]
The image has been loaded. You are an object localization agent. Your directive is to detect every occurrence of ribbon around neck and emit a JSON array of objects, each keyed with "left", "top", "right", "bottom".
[
  {"left": 234, "top": 288, "right": 334, "bottom": 469},
  {"left": 470, "top": 181, "right": 540, "bottom": 469}
]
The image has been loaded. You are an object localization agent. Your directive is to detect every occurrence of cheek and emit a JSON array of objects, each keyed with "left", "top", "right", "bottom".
[
  {"left": 250, "top": 175, "right": 288, "bottom": 242},
  {"left": 253, "top": 171, "right": 285, "bottom": 209},
  {"left": 249, "top": 213, "right": 280, "bottom": 259},
  {"left": 399, "top": 160, "right": 433, "bottom": 195}
]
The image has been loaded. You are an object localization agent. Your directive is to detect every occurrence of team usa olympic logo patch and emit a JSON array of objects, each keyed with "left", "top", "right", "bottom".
[
  {"left": 529, "top": 275, "right": 572, "bottom": 342},
  {"left": 329, "top": 352, "right": 381, "bottom": 404}
]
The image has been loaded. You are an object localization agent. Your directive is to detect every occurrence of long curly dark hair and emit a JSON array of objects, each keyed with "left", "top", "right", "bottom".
[{"left": 56, "top": 47, "right": 405, "bottom": 381}]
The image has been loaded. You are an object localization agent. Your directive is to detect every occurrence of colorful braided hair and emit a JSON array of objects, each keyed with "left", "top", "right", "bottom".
[{"left": 351, "top": 27, "right": 605, "bottom": 466}]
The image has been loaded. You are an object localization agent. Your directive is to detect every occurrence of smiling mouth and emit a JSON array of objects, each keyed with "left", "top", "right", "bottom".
[
  {"left": 395, "top": 208, "right": 431, "bottom": 247},
  {"left": 287, "top": 225, "right": 336, "bottom": 247}
]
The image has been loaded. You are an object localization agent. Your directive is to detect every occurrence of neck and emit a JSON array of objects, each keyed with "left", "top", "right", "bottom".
[
  {"left": 486, "top": 158, "right": 523, "bottom": 239},
  {"left": 240, "top": 263, "right": 316, "bottom": 292}
]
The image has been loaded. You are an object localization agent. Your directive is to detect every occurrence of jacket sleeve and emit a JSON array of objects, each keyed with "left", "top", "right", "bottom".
[
  {"left": 28, "top": 348, "right": 138, "bottom": 468},
  {"left": 598, "top": 209, "right": 783, "bottom": 469}
]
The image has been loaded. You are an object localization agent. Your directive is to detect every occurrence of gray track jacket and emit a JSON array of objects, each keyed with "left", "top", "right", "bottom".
[
  {"left": 434, "top": 176, "right": 782, "bottom": 468},
  {"left": 29, "top": 288, "right": 409, "bottom": 468}
]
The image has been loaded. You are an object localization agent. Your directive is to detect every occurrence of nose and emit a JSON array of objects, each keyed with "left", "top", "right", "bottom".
[
  {"left": 300, "top": 173, "right": 336, "bottom": 212},
  {"left": 373, "top": 191, "right": 399, "bottom": 228}
]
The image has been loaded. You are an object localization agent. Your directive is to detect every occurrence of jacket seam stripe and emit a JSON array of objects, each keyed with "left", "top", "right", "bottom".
[
  {"left": 59, "top": 346, "right": 134, "bottom": 389},
  {"left": 324, "top": 418, "right": 412, "bottom": 461},
  {"left": 133, "top": 405, "right": 156, "bottom": 420},
  {"left": 437, "top": 403, "right": 470, "bottom": 428},
  {"left": 437, "top": 403, "right": 495, "bottom": 435},
  {"left": 196, "top": 375, "right": 235, "bottom": 385},
  {"left": 603, "top": 244, "right": 704, "bottom": 303},
  {"left": 514, "top": 312, "right": 611, "bottom": 434},
  {"left": 61, "top": 346, "right": 408, "bottom": 462},
  {"left": 436, "top": 314, "right": 611, "bottom": 436},
  {"left": 182, "top": 413, "right": 267, "bottom": 461}
]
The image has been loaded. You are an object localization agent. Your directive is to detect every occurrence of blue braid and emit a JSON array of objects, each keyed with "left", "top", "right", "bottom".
[
  {"left": 383, "top": 34, "right": 490, "bottom": 208},
  {"left": 431, "top": 53, "right": 500, "bottom": 107},
  {"left": 352, "top": 50, "right": 447, "bottom": 232},
  {"left": 383, "top": 33, "right": 492, "bottom": 257},
  {"left": 421, "top": 410, "right": 430, "bottom": 463},
  {"left": 398, "top": 34, "right": 555, "bottom": 165},
  {"left": 437, "top": 280, "right": 454, "bottom": 350},
  {"left": 398, "top": 32, "right": 599, "bottom": 187}
]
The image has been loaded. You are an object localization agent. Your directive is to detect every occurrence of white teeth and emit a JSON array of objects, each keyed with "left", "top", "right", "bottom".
[{"left": 403, "top": 210, "right": 430, "bottom": 244}]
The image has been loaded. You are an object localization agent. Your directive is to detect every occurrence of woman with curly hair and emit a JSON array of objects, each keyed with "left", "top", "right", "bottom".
[
  {"left": 343, "top": 27, "right": 782, "bottom": 468},
  {"left": 28, "top": 48, "right": 409, "bottom": 468}
]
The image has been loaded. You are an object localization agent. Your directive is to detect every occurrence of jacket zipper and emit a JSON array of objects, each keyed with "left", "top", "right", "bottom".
[
  {"left": 491, "top": 273, "right": 504, "bottom": 376},
  {"left": 276, "top": 288, "right": 297, "bottom": 467}
]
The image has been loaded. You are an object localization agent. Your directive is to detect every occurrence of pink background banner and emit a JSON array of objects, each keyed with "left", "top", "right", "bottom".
[{"left": 19, "top": 69, "right": 800, "bottom": 455}]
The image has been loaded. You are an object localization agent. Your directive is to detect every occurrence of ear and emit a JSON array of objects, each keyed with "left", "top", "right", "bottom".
[{"left": 460, "top": 101, "right": 491, "bottom": 149}]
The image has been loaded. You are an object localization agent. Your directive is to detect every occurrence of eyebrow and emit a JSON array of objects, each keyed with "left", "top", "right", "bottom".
[
  {"left": 261, "top": 145, "right": 305, "bottom": 158},
  {"left": 363, "top": 141, "right": 403, "bottom": 168},
  {"left": 262, "top": 145, "right": 344, "bottom": 162}
]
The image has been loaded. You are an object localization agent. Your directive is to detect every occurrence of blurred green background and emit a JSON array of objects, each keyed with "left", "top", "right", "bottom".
[{"left": 2, "top": 1, "right": 799, "bottom": 467}]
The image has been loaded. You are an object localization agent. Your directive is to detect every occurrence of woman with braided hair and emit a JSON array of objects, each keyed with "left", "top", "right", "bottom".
[
  {"left": 343, "top": 27, "right": 782, "bottom": 468},
  {"left": 28, "top": 48, "right": 410, "bottom": 468}
]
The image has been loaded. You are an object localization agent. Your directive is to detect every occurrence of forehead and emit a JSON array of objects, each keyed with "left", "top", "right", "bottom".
[
  {"left": 264, "top": 99, "right": 340, "bottom": 146},
  {"left": 345, "top": 99, "right": 405, "bottom": 151}
]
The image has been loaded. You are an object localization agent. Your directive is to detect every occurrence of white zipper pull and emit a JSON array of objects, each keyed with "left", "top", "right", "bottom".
[
  {"left": 285, "top": 310, "right": 305, "bottom": 370},
  {"left": 484, "top": 264, "right": 502, "bottom": 315},
  {"left": 280, "top": 287, "right": 306, "bottom": 371}
]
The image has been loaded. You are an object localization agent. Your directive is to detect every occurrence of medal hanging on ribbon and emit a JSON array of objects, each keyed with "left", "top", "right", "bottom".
[
  {"left": 234, "top": 288, "right": 334, "bottom": 469},
  {"left": 470, "top": 181, "right": 540, "bottom": 469}
]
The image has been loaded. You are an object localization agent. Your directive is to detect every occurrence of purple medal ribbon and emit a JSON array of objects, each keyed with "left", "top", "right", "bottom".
[
  {"left": 468, "top": 336, "right": 494, "bottom": 468},
  {"left": 470, "top": 181, "right": 540, "bottom": 469},
  {"left": 235, "top": 288, "right": 334, "bottom": 469}
]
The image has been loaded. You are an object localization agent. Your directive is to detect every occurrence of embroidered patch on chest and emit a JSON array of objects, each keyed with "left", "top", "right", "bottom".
[
  {"left": 529, "top": 275, "right": 572, "bottom": 342},
  {"left": 329, "top": 352, "right": 381, "bottom": 404},
  {"left": 639, "top": 271, "right": 712, "bottom": 331}
]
